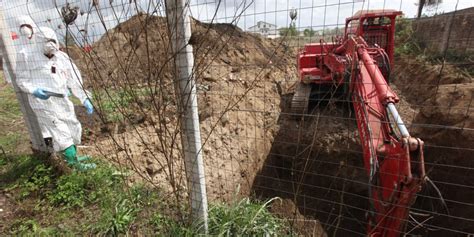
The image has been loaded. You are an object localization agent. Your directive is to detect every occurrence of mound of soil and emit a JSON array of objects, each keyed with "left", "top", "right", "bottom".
[
  {"left": 394, "top": 56, "right": 474, "bottom": 236},
  {"left": 394, "top": 56, "right": 473, "bottom": 159},
  {"left": 70, "top": 14, "right": 297, "bottom": 202}
]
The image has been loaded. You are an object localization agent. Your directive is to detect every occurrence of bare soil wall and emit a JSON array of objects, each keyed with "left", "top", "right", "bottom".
[{"left": 71, "top": 14, "right": 297, "bottom": 202}]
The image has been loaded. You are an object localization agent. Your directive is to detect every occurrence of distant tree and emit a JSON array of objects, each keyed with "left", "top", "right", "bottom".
[
  {"left": 279, "top": 23, "right": 298, "bottom": 37},
  {"left": 417, "top": 0, "right": 442, "bottom": 19},
  {"left": 303, "top": 28, "right": 315, "bottom": 37},
  {"left": 323, "top": 27, "right": 340, "bottom": 36}
]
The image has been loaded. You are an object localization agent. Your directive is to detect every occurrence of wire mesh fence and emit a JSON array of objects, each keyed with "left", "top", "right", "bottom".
[{"left": 0, "top": 0, "right": 472, "bottom": 236}]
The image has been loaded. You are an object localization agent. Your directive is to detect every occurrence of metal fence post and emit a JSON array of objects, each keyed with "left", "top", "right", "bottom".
[
  {"left": 165, "top": 0, "right": 209, "bottom": 232},
  {"left": 0, "top": 8, "right": 47, "bottom": 152}
]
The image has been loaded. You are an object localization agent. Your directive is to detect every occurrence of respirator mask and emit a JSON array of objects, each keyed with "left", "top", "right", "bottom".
[
  {"left": 19, "top": 24, "right": 33, "bottom": 39},
  {"left": 43, "top": 39, "right": 58, "bottom": 56}
]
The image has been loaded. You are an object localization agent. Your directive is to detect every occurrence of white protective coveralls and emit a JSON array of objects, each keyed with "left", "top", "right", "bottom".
[
  {"left": 16, "top": 26, "right": 91, "bottom": 152},
  {"left": 14, "top": 15, "right": 56, "bottom": 140}
]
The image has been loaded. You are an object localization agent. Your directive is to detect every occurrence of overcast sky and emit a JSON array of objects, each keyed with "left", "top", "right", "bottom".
[{"left": 1, "top": 0, "right": 472, "bottom": 45}]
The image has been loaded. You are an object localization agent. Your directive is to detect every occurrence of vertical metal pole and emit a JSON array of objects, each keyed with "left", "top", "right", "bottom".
[
  {"left": 165, "top": 0, "right": 208, "bottom": 232},
  {"left": 0, "top": 8, "right": 47, "bottom": 152}
]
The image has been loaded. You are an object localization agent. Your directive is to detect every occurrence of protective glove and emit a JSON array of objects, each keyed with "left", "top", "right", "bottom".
[
  {"left": 33, "top": 88, "right": 50, "bottom": 100},
  {"left": 83, "top": 99, "right": 94, "bottom": 115}
]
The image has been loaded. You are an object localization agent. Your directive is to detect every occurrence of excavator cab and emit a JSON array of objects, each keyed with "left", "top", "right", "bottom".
[{"left": 344, "top": 10, "right": 402, "bottom": 64}]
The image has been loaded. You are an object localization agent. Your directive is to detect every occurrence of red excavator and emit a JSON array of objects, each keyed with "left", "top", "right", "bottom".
[{"left": 291, "top": 10, "right": 426, "bottom": 237}]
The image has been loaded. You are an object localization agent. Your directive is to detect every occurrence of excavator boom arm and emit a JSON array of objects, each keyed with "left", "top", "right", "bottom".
[{"left": 349, "top": 38, "right": 426, "bottom": 236}]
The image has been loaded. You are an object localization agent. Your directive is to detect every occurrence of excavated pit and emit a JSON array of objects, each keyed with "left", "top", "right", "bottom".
[{"left": 251, "top": 95, "right": 368, "bottom": 236}]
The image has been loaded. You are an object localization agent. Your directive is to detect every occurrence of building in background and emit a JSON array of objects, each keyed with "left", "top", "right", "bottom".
[{"left": 248, "top": 21, "right": 278, "bottom": 38}]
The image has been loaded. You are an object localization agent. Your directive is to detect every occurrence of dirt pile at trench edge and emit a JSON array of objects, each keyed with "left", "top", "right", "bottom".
[
  {"left": 394, "top": 56, "right": 473, "bottom": 151},
  {"left": 70, "top": 13, "right": 297, "bottom": 201},
  {"left": 393, "top": 56, "right": 473, "bottom": 235}
]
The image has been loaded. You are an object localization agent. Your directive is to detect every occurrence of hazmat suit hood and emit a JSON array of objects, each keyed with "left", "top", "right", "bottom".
[
  {"left": 16, "top": 15, "right": 38, "bottom": 46},
  {"left": 35, "top": 27, "right": 60, "bottom": 57},
  {"left": 21, "top": 26, "right": 59, "bottom": 70}
]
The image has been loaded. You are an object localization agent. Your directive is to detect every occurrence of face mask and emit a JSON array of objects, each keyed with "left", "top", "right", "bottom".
[
  {"left": 20, "top": 26, "right": 33, "bottom": 39},
  {"left": 44, "top": 41, "right": 58, "bottom": 56}
]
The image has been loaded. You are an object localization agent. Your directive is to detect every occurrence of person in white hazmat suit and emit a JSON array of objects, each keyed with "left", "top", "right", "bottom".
[
  {"left": 16, "top": 25, "right": 95, "bottom": 170},
  {"left": 14, "top": 16, "right": 55, "bottom": 140}
]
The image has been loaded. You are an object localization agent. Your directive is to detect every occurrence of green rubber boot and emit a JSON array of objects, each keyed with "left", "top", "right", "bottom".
[
  {"left": 62, "top": 145, "right": 78, "bottom": 166},
  {"left": 77, "top": 155, "right": 91, "bottom": 162},
  {"left": 62, "top": 145, "right": 96, "bottom": 171},
  {"left": 74, "top": 162, "right": 97, "bottom": 171}
]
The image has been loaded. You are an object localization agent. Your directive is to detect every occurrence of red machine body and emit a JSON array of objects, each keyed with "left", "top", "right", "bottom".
[
  {"left": 292, "top": 10, "right": 426, "bottom": 236},
  {"left": 298, "top": 10, "right": 400, "bottom": 85}
]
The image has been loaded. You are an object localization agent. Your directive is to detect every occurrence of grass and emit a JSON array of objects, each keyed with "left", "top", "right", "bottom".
[
  {"left": 0, "top": 85, "right": 22, "bottom": 120},
  {"left": 207, "top": 197, "right": 286, "bottom": 236},
  {"left": 94, "top": 88, "right": 152, "bottom": 123},
  {"left": 0, "top": 84, "right": 28, "bottom": 153},
  {"left": 0, "top": 154, "right": 288, "bottom": 236},
  {"left": 0, "top": 133, "right": 23, "bottom": 154},
  {"left": 0, "top": 155, "right": 160, "bottom": 235},
  {"left": 0, "top": 82, "right": 30, "bottom": 154}
]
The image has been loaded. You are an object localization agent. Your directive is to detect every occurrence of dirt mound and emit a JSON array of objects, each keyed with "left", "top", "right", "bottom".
[
  {"left": 393, "top": 56, "right": 474, "bottom": 235},
  {"left": 394, "top": 56, "right": 473, "bottom": 153},
  {"left": 70, "top": 14, "right": 297, "bottom": 202}
]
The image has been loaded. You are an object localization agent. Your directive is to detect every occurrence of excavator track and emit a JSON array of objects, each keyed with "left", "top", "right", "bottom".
[{"left": 291, "top": 83, "right": 312, "bottom": 119}]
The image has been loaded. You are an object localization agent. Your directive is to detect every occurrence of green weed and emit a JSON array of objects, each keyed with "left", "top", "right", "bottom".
[
  {"left": 150, "top": 213, "right": 194, "bottom": 236},
  {"left": 207, "top": 197, "right": 285, "bottom": 236},
  {"left": 94, "top": 88, "right": 152, "bottom": 123},
  {"left": 48, "top": 164, "right": 119, "bottom": 208},
  {"left": 395, "top": 17, "right": 423, "bottom": 57},
  {"left": 48, "top": 173, "right": 88, "bottom": 207},
  {"left": 97, "top": 198, "right": 140, "bottom": 236},
  {"left": 19, "top": 164, "right": 53, "bottom": 198},
  {"left": 1, "top": 154, "right": 288, "bottom": 236},
  {"left": 10, "top": 219, "right": 60, "bottom": 236},
  {"left": 0, "top": 155, "right": 6, "bottom": 166},
  {"left": 1, "top": 155, "right": 45, "bottom": 190},
  {"left": 149, "top": 197, "right": 287, "bottom": 236}
]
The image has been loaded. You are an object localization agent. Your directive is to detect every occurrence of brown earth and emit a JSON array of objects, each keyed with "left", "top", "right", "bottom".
[
  {"left": 393, "top": 56, "right": 474, "bottom": 236},
  {"left": 0, "top": 191, "right": 14, "bottom": 232},
  {"left": 70, "top": 14, "right": 297, "bottom": 203}
]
